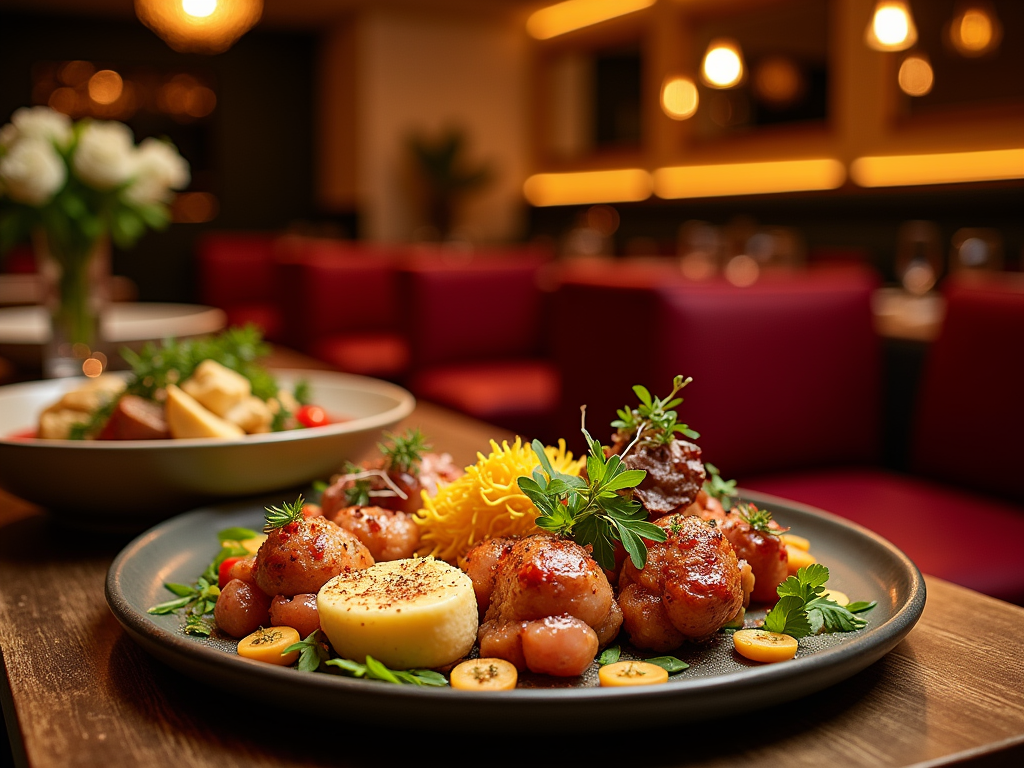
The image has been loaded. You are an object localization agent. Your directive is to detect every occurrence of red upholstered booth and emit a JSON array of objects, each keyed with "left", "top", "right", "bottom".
[
  {"left": 276, "top": 239, "right": 409, "bottom": 379},
  {"left": 553, "top": 265, "right": 1024, "bottom": 604},
  {"left": 400, "top": 248, "right": 560, "bottom": 441},
  {"left": 741, "top": 272, "right": 1024, "bottom": 604},
  {"left": 196, "top": 232, "right": 284, "bottom": 342}
]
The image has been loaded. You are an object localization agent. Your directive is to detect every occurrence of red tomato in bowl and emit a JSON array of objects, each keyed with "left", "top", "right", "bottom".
[{"left": 296, "top": 405, "right": 329, "bottom": 429}]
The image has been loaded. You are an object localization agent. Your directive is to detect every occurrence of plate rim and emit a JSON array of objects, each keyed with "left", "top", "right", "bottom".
[{"left": 105, "top": 491, "right": 926, "bottom": 727}]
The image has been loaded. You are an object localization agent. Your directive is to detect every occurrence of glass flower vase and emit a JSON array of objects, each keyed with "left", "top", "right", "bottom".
[{"left": 33, "top": 230, "right": 111, "bottom": 379}]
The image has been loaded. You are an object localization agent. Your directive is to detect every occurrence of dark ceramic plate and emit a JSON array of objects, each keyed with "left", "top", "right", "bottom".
[{"left": 105, "top": 489, "right": 925, "bottom": 731}]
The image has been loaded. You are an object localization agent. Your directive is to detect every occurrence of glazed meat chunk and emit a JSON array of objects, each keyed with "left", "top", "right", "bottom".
[
  {"left": 466, "top": 534, "right": 622, "bottom": 677},
  {"left": 700, "top": 504, "right": 788, "bottom": 603},
  {"left": 253, "top": 516, "right": 374, "bottom": 596},
  {"left": 619, "top": 514, "right": 743, "bottom": 651},
  {"left": 329, "top": 505, "right": 420, "bottom": 562},
  {"left": 622, "top": 439, "right": 706, "bottom": 518}
]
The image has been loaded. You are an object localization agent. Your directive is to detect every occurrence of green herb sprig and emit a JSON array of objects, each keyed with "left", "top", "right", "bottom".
[
  {"left": 147, "top": 576, "right": 220, "bottom": 617},
  {"left": 285, "top": 630, "right": 333, "bottom": 672},
  {"left": 325, "top": 655, "right": 448, "bottom": 686},
  {"left": 764, "top": 564, "right": 875, "bottom": 638},
  {"left": 517, "top": 432, "right": 666, "bottom": 571},
  {"left": 379, "top": 428, "right": 430, "bottom": 475},
  {"left": 611, "top": 375, "right": 700, "bottom": 446},
  {"left": 734, "top": 503, "right": 786, "bottom": 535},
  {"left": 263, "top": 496, "right": 305, "bottom": 532},
  {"left": 598, "top": 645, "right": 689, "bottom": 674},
  {"left": 703, "top": 462, "right": 738, "bottom": 509}
]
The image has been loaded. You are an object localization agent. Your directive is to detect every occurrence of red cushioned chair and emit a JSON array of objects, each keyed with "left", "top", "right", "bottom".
[
  {"left": 743, "top": 272, "right": 1024, "bottom": 603},
  {"left": 196, "top": 232, "right": 284, "bottom": 341},
  {"left": 400, "top": 248, "right": 560, "bottom": 441},
  {"left": 275, "top": 239, "right": 409, "bottom": 380}
]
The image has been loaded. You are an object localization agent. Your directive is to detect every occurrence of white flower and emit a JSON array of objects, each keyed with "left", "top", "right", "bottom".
[
  {"left": 0, "top": 122, "right": 18, "bottom": 150},
  {"left": 0, "top": 137, "right": 67, "bottom": 205},
  {"left": 123, "top": 137, "right": 190, "bottom": 205},
  {"left": 6, "top": 107, "right": 73, "bottom": 148},
  {"left": 73, "top": 120, "right": 136, "bottom": 191}
]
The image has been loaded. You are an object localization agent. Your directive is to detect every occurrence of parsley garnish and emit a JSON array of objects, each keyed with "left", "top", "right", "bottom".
[
  {"left": 517, "top": 432, "right": 666, "bottom": 571},
  {"left": 703, "top": 462, "right": 738, "bottom": 510},
  {"left": 263, "top": 496, "right": 305, "bottom": 532},
  {"left": 611, "top": 375, "right": 700, "bottom": 446},
  {"left": 764, "top": 564, "right": 874, "bottom": 638},
  {"left": 379, "top": 429, "right": 430, "bottom": 475},
  {"left": 285, "top": 630, "right": 332, "bottom": 672}
]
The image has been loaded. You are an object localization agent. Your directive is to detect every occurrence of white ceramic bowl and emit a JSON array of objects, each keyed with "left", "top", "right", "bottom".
[{"left": 0, "top": 370, "right": 414, "bottom": 529}]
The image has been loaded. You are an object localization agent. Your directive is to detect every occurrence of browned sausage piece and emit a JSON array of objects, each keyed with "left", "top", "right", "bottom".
[{"left": 98, "top": 395, "right": 170, "bottom": 440}]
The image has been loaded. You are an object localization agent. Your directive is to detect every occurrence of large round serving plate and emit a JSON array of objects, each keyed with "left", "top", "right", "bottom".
[
  {"left": 0, "top": 370, "right": 414, "bottom": 528},
  {"left": 105, "top": 490, "right": 925, "bottom": 730}
]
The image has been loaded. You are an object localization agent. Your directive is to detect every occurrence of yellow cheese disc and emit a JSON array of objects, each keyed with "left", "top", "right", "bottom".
[{"left": 318, "top": 558, "right": 478, "bottom": 670}]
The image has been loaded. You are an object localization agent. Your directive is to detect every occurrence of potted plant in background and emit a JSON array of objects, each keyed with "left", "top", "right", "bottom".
[
  {"left": 0, "top": 106, "right": 189, "bottom": 377},
  {"left": 407, "top": 127, "right": 492, "bottom": 242}
]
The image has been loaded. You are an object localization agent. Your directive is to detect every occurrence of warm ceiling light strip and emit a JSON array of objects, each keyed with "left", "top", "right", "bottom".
[
  {"left": 523, "top": 169, "right": 653, "bottom": 206},
  {"left": 653, "top": 159, "right": 845, "bottom": 199},
  {"left": 527, "top": 0, "right": 656, "bottom": 40},
  {"left": 850, "top": 149, "right": 1024, "bottom": 187}
]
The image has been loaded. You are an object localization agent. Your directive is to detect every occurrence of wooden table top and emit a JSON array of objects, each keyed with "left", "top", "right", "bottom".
[{"left": 2, "top": 373, "right": 1023, "bottom": 767}]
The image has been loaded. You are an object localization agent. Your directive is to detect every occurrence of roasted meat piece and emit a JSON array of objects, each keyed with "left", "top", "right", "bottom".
[
  {"left": 700, "top": 504, "right": 788, "bottom": 603},
  {"left": 328, "top": 505, "right": 420, "bottom": 562},
  {"left": 619, "top": 513, "right": 743, "bottom": 651},
  {"left": 252, "top": 516, "right": 373, "bottom": 596},
  {"left": 462, "top": 534, "right": 622, "bottom": 676},
  {"left": 621, "top": 439, "right": 706, "bottom": 518}
]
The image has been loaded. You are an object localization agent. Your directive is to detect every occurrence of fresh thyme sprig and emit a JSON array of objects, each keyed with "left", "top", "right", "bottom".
[
  {"left": 263, "top": 495, "right": 305, "bottom": 532},
  {"left": 379, "top": 428, "right": 430, "bottom": 475},
  {"left": 611, "top": 375, "right": 700, "bottom": 446},
  {"left": 703, "top": 462, "right": 738, "bottom": 510},
  {"left": 517, "top": 432, "right": 666, "bottom": 571},
  {"left": 763, "top": 564, "right": 875, "bottom": 638}
]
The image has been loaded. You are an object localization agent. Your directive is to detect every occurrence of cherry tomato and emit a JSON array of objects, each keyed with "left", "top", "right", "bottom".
[
  {"left": 218, "top": 556, "right": 244, "bottom": 589},
  {"left": 296, "top": 405, "right": 329, "bottom": 428}
]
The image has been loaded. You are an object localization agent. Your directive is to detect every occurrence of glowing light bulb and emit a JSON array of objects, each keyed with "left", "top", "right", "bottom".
[
  {"left": 898, "top": 54, "right": 934, "bottom": 97},
  {"left": 661, "top": 77, "right": 699, "bottom": 120},
  {"left": 701, "top": 40, "right": 744, "bottom": 89},
  {"left": 865, "top": 2, "right": 917, "bottom": 51},
  {"left": 183, "top": 0, "right": 217, "bottom": 19},
  {"left": 949, "top": 5, "right": 1001, "bottom": 57}
]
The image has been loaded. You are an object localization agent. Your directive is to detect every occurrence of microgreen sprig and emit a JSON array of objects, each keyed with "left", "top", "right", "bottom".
[
  {"left": 611, "top": 375, "right": 700, "bottom": 446},
  {"left": 517, "top": 432, "right": 666, "bottom": 571}
]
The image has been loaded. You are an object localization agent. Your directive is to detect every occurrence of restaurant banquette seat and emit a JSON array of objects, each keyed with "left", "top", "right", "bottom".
[
  {"left": 276, "top": 238, "right": 409, "bottom": 380},
  {"left": 399, "top": 247, "right": 560, "bottom": 441},
  {"left": 554, "top": 265, "right": 1024, "bottom": 604},
  {"left": 197, "top": 232, "right": 285, "bottom": 342}
]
